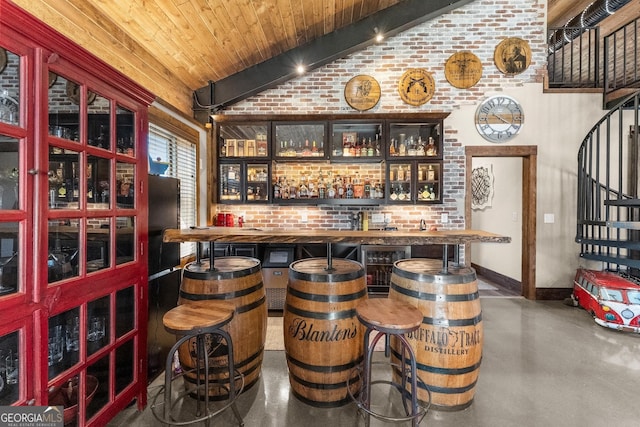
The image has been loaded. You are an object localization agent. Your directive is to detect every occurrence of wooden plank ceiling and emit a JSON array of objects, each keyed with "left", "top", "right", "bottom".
[{"left": 9, "top": 0, "right": 640, "bottom": 119}]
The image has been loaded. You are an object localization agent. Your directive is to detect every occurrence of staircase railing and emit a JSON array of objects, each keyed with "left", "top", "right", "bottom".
[
  {"left": 603, "top": 17, "right": 640, "bottom": 97},
  {"left": 547, "top": 26, "right": 600, "bottom": 88},
  {"left": 576, "top": 91, "right": 640, "bottom": 273}
]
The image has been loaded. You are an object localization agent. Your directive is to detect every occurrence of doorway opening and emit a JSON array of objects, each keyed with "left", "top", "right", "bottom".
[{"left": 465, "top": 146, "right": 537, "bottom": 300}]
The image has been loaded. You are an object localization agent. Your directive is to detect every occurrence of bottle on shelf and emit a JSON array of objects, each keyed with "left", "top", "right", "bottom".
[{"left": 426, "top": 137, "right": 437, "bottom": 156}]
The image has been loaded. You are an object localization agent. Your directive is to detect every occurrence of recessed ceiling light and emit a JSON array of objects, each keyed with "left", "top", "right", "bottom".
[{"left": 296, "top": 65, "right": 306, "bottom": 75}]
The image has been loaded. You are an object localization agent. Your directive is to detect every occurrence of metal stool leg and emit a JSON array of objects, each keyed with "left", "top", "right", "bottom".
[{"left": 217, "top": 329, "right": 244, "bottom": 426}]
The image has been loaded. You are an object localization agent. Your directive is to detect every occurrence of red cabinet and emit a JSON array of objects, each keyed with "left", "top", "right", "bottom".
[{"left": 0, "top": 3, "right": 154, "bottom": 425}]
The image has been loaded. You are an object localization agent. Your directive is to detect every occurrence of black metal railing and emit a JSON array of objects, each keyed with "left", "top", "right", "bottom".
[
  {"left": 603, "top": 17, "right": 640, "bottom": 96},
  {"left": 547, "top": 26, "right": 600, "bottom": 88},
  {"left": 576, "top": 91, "right": 640, "bottom": 272}
]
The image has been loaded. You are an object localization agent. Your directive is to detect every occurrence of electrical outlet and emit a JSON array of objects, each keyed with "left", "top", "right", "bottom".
[
  {"left": 371, "top": 214, "right": 384, "bottom": 223},
  {"left": 384, "top": 213, "right": 392, "bottom": 223},
  {"left": 441, "top": 213, "right": 448, "bottom": 223},
  {"left": 300, "top": 213, "right": 308, "bottom": 223}
]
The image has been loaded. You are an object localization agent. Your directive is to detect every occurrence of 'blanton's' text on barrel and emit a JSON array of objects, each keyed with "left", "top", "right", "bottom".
[{"left": 284, "top": 257, "right": 367, "bottom": 407}]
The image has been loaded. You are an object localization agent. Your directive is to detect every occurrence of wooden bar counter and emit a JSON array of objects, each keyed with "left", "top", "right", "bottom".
[{"left": 163, "top": 227, "right": 510, "bottom": 247}]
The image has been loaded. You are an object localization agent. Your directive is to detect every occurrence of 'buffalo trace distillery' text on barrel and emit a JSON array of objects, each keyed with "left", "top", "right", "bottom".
[
  {"left": 389, "top": 259, "right": 482, "bottom": 411},
  {"left": 178, "top": 256, "right": 267, "bottom": 399},
  {"left": 284, "top": 258, "right": 367, "bottom": 407}
]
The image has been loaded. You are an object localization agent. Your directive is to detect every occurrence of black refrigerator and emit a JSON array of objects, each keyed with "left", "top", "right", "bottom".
[{"left": 147, "top": 174, "right": 181, "bottom": 382}]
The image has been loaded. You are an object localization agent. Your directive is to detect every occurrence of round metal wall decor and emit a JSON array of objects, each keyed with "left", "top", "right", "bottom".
[
  {"left": 444, "top": 51, "right": 483, "bottom": 89},
  {"left": 397, "top": 68, "right": 435, "bottom": 106},
  {"left": 344, "top": 75, "right": 381, "bottom": 111},
  {"left": 494, "top": 37, "right": 531, "bottom": 75}
]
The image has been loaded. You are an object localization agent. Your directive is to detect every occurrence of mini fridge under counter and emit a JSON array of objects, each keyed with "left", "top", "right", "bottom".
[
  {"left": 361, "top": 245, "right": 411, "bottom": 297},
  {"left": 262, "top": 245, "right": 295, "bottom": 311}
]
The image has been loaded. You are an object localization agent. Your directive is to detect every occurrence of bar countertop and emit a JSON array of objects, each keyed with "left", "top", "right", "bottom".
[{"left": 163, "top": 227, "right": 510, "bottom": 246}]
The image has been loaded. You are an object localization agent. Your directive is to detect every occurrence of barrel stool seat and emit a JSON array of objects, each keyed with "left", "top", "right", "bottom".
[
  {"left": 349, "top": 298, "right": 429, "bottom": 427},
  {"left": 151, "top": 300, "right": 244, "bottom": 426}
]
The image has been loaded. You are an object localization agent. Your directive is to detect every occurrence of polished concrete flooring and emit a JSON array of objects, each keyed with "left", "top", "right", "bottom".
[{"left": 110, "top": 291, "right": 639, "bottom": 426}]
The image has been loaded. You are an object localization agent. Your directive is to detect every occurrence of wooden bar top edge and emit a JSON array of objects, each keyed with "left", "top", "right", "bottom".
[{"left": 163, "top": 227, "right": 510, "bottom": 245}]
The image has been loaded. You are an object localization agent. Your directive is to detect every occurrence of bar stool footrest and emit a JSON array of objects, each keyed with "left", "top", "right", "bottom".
[
  {"left": 150, "top": 369, "right": 245, "bottom": 426},
  {"left": 347, "top": 361, "right": 430, "bottom": 425}
]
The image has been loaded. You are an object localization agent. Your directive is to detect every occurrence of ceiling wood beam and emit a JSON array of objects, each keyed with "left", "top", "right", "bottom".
[{"left": 193, "top": 0, "right": 474, "bottom": 123}]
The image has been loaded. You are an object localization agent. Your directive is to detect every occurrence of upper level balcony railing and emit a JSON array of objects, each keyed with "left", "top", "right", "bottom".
[
  {"left": 603, "top": 17, "right": 640, "bottom": 99},
  {"left": 547, "top": 26, "right": 600, "bottom": 89}
]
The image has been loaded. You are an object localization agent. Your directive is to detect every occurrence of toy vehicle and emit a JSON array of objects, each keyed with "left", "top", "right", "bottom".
[{"left": 571, "top": 268, "right": 640, "bottom": 333}]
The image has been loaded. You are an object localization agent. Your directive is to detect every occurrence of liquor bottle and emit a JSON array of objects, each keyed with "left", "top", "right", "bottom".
[
  {"left": 426, "top": 137, "right": 437, "bottom": 156},
  {"left": 367, "top": 138, "right": 374, "bottom": 156},
  {"left": 289, "top": 179, "right": 297, "bottom": 199},
  {"left": 273, "top": 177, "right": 280, "bottom": 199},
  {"left": 389, "top": 139, "right": 396, "bottom": 156},
  {"left": 399, "top": 139, "right": 407, "bottom": 156},
  {"left": 312, "top": 140, "right": 319, "bottom": 155},
  {"left": 318, "top": 175, "right": 326, "bottom": 199},
  {"left": 302, "top": 139, "right": 312, "bottom": 157},
  {"left": 221, "top": 140, "right": 227, "bottom": 157},
  {"left": 427, "top": 164, "right": 435, "bottom": 181}
]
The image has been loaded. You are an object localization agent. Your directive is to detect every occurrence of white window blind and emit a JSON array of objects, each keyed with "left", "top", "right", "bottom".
[{"left": 148, "top": 124, "right": 197, "bottom": 258}]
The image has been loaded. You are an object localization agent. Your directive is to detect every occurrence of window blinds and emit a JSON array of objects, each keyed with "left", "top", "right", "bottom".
[{"left": 148, "top": 124, "right": 197, "bottom": 258}]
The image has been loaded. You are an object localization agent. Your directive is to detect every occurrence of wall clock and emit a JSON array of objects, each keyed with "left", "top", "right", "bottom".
[
  {"left": 397, "top": 68, "right": 435, "bottom": 106},
  {"left": 0, "top": 92, "right": 19, "bottom": 125},
  {"left": 0, "top": 48, "right": 7, "bottom": 74},
  {"left": 344, "top": 75, "right": 381, "bottom": 111},
  {"left": 475, "top": 95, "right": 523, "bottom": 143},
  {"left": 445, "top": 51, "right": 482, "bottom": 89},
  {"left": 66, "top": 81, "right": 97, "bottom": 105},
  {"left": 494, "top": 37, "right": 531, "bottom": 75}
]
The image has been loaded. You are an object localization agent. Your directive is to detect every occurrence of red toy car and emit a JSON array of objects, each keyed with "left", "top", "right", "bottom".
[{"left": 571, "top": 268, "right": 640, "bottom": 333}]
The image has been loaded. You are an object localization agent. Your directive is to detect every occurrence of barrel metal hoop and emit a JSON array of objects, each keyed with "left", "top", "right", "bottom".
[
  {"left": 236, "top": 295, "right": 266, "bottom": 314},
  {"left": 286, "top": 353, "right": 363, "bottom": 373},
  {"left": 184, "top": 259, "right": 261, "bottom": 279},
  {"left": 391, "top": 348, "right": 482, "bottom": 375},
  {"left": 390, "top": 282, "right": 479, "bottom": 301},
  {"left": 290, "top": 389, "right": 353, "bottom": 408},
  {"left": 285, "top": 304, "right": 357, "bottom": 320},
  {"left": 288, "top": 370, "right": 361, "bottom": 391},
  {"left": 392, "top": 364, "right": 479, "bottom": 394},
  {"left": 180, "top": 281, "right": 264, "bottom": 301},
  {"left": 422, "top": 313, "right": 483, "bottom": 327},
  {"left": 392, "top": 265, "right": 476, "bottom": 284},
  {"left": 287, "top": 286, "right": 367, "bottom": 303}
]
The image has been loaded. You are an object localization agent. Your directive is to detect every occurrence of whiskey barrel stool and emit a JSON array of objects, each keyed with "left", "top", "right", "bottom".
[
  {"left": 150, "top": 300, "right": 244, "bottom": 426},
  {"left": 179, "top": 256, "right": 267, "bottom": 398},
  {"left": 284, "top": 257, "right": 367, "bottom": 407},
  {"left": 348, "top": 298, "right": 428, "bottom": 427},
  {"left": 389, "top": 259, "right": 482, "bottom": 411}
]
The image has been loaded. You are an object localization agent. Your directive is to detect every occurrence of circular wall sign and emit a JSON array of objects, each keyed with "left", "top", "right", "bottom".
[
  {"left": 397, "top": 68, "right": 435, "bottom": 106},
  {"left": 444, "top": 51, "right": 483, "bottom": 89},
  {"left": 494, "top": 37, "right": 531, "bottom": 75},
  {"left": 344, "top": 75, "right": 381, "bottom": 111}
]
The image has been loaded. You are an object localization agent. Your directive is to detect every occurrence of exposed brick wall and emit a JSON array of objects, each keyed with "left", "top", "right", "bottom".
[{"left": 213, "top": 0, "right": 546, "bottom": 232}]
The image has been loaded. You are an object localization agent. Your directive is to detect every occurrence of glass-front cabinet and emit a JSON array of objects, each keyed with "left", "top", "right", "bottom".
[
  {"left": 330, "top": 121, "right": 382, "bottom": 160},
  {"left": 218, "top": 122, "right": 269, "bottom": 158},
  {"left": 273, "top": 122, "right": 326, "bottom": 160},
  {"left": 416, "top": 162, "right": 442, "bottom": 203},
  {"left": 0, "top": 5, "right": 153, "bottom": 424},
  {"left": 212, "top": 113, "right": 448, "bottom": 206},
  {"left": 388, "top": 121, "right": 441, "bottom": 159},
  {"left": 219, "top": 162, "right": 270, "bottom": 203},
  {"left": 387, "top": 162, "right": 412, "bottom": 203}
]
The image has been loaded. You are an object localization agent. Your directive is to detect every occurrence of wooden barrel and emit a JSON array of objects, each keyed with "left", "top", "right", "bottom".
[
  {"left": 284, "top": 258, "right": 367, "bottom": 407},
  {"left": 389, "top": 259, "right": 482, "bottom": 411},
  {"left": 178, "top": 256, "right": 267, "bottom": 399}
]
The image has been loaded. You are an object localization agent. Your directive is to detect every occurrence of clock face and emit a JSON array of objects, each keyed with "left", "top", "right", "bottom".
[
  {"left": 0, "top": 93, "right": 19, "bottom": 125},
  {"left": 475, "top": 95, "right": 523, "bottom": 143}
]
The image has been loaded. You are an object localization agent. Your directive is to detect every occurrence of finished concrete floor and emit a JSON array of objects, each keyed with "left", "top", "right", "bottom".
[{"left": 110, "top": 297, "right": 640, "bottom": 426}]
